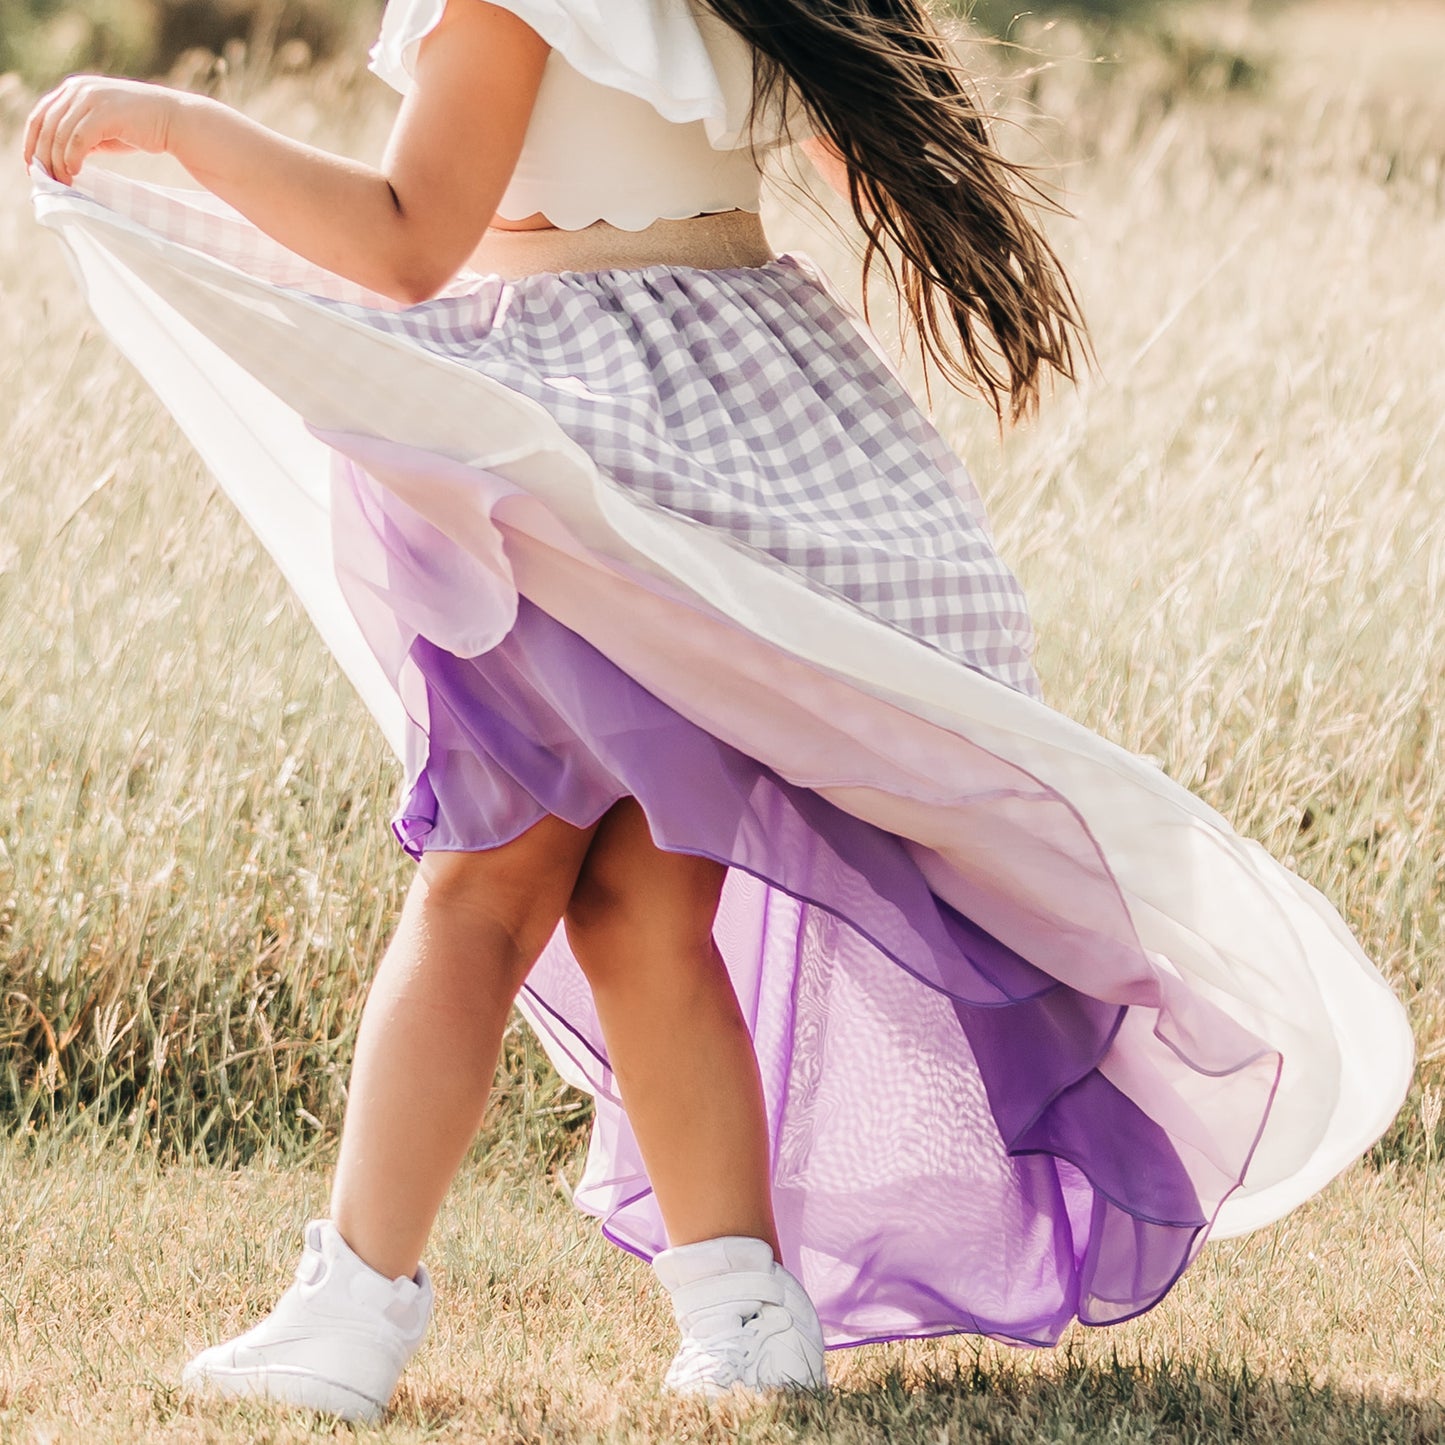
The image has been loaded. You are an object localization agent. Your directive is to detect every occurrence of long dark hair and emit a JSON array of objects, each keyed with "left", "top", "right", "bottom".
[{"left": 701, "top": 0, "right": 1085, "bottom": 422}]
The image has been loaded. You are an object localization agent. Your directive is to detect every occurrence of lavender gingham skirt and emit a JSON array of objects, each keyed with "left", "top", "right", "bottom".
[
  {"left": 323, "top": 253, "right": 1042, "bottom": 698},
  {"left": 32, "top": 168, "right": 1412, "bottom": 1353}
]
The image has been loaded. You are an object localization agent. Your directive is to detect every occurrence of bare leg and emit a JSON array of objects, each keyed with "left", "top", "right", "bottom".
[
  {"left": 331, "top": 814, "right": 597, "bottom": 1280},
  {"left": 564, "top": 800, "right": 779, "bottom": 1255}
]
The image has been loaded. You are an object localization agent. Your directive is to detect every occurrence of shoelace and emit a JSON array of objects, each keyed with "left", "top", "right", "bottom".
[{"left": 668, "top": 1309, "right": 768, "bottom": 1387}]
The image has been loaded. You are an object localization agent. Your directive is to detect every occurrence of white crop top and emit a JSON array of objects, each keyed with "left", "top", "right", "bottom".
[{"left": 369, "top": 0, "right": 807, "bottom": 232}]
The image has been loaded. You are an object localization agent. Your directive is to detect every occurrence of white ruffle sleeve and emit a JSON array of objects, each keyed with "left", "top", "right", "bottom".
[{"left": 368, "top": 0, "right": 775, "bottom": 149}]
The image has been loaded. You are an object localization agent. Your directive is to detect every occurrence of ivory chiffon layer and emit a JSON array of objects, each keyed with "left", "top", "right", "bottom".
[{"left": 33, "top": 168, "right": 1412, "bottom": 1348}]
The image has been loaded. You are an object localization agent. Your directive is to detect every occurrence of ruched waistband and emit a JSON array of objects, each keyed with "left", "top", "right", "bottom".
[{"left": 467, "top": 210, "right": 774, "bottom": 279}]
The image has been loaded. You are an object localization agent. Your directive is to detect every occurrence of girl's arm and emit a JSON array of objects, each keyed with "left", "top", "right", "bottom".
[{"left": 23, "top": 0, "right": 548, "bottom": 304}]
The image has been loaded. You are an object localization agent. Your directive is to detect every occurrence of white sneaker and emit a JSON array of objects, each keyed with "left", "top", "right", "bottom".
[
  {"left": 181, "top": 1219, "right": 432, "bottom": 1423},
  {"left": 653, "top": 1236, "right": 827, "bottom": 1397}
]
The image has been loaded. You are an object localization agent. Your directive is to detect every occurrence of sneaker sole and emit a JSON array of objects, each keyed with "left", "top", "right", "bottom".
[
  {"left": 664, "top": 1376, "right": 829, "bottom": 1399},
  {"left": 182, "top": 1362, "right": 385, "bottom": 1423},
  {"left": 664, "top": 1360, "right": 829, "bottom": 1397}
]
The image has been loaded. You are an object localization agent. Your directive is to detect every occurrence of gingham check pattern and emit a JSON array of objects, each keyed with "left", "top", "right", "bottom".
[{"left": 66, "top": 171, "right": 1039, "bottom": 697}]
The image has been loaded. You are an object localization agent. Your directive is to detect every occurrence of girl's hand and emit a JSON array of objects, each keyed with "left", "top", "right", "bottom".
[{"left": 23, "top": 76, "right": 179, "bottom": 185}]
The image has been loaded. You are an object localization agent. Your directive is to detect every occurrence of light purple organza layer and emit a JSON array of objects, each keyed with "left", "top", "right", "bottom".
[{"left": 398, "top": 598, "right": 1212, "bottom": 1347}]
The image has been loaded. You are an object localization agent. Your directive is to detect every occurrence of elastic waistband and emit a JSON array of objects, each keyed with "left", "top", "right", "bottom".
[{"left": 467, "top": 210, "right": 774, "bottom": 280}]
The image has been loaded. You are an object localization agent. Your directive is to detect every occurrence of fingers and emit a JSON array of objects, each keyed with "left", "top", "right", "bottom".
[
  {"left": 24, "top": 78, "right": 85, "bottom": 182},
  {"left": 22, "top": 77, "right": 171, "bottom": 184},
  {"left": 26, "top": 90, "right": 66, "bottom": 179},
  {"left": 22, "top": 85, "right": 64, "bottom": 171},
  {"left": 49, "top": 94, "right": 91, "bottom": 185},
  {"left": 23, "top": 77, "right": 112, "bottom": 184},
  {"left": 54, "top": 95, "right": 99, "bottom": 185}
]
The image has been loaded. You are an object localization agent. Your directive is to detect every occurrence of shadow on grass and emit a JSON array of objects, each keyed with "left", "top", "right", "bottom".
[
  {"left": 390, "top": 1354, "right": 1444, "bottom": 1445},
  {"left": 770, "top": 1353, "right": 1445, "bottom": 1445}
]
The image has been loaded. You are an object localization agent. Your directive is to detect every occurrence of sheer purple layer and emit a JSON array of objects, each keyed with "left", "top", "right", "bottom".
[{"left": 398, "top": 598, "right": 1210, "bottom": 1346}]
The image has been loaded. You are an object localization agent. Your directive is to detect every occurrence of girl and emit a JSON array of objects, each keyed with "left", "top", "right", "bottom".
[{"left": 24, "top": 0, "right": 1410, "bottom": 1424}]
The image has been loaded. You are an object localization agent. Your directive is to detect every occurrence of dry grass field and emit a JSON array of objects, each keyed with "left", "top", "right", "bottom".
[{"left": 1, "top": 0, "right": 1443, "bottom": 1439}]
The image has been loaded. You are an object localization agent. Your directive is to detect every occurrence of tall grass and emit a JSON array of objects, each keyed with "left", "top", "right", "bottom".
[
  {"left": 1, "top": 0, "right": 1440, "bottom": 1171},
  {"left": 0, "top": 0, "right": 378, "bottom": 85},
  {"left": 0, "top": 0, "right": 1197, "bottom": 88}
]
